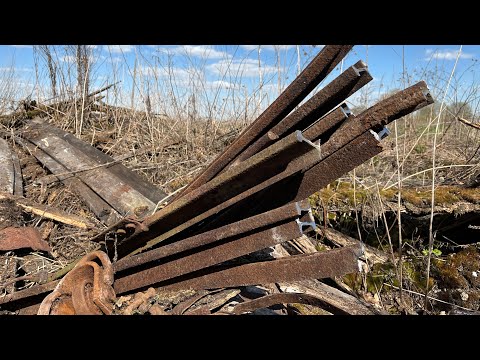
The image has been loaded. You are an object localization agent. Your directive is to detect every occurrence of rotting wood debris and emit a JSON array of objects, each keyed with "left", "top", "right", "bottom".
[{"left": 0, "top": 45, "right": 436, "bottom": 315}]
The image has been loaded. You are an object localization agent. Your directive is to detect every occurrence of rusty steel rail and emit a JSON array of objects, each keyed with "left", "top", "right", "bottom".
[
  {"left": 114, "top": 200, "right": 310, "bottom": 272},
  {"left": 303, "top": 104, "right": 352, "bottom": 143},
  {"left": 0, "top": 280, "right": 60, "bottom": 311},
  {"left": 115, "top": 131, "right": 320, "bottom": 257},
  {"left": 176, "top": 45, "right": 353, "bottom": 199},
  {"left": 111, "top": 81, "right": 433, "bottom": 259},
  {"left": 235, "top": 60, "right": 372, "bottom": 163},
  {"left": 113, "top": 210, "right": 315, "bottom": 294},
  {"left": 127, "top": 245, "right": 363, "bottom": 293},
  {"left": 230, "top": 292, "right": 332, "bottom": 315},
  {"left": 183, "top": 82, "right": 434, "bottom": 230}
]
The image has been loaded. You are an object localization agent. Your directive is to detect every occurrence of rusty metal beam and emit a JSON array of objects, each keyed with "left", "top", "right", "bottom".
[
  {"left": 235, "top": 60, "right": 372, "bottom": 163},
  {"left": 141, "top": 245, "right": 363, "bottom": 293},
  {"left": 113, "top": 81, "right": 433, "bottom": 258},
  {"left": 294, "top": 130, "right": 384, "bottom": 201},
  {"left": 0, "top": 280, "right": 59, "bottom": 311},
  {"left": 117, "top": 131, "right": 320, "bottom": 257},
  {"left": 114, "top": 200, "right": 309, "bottom": 272},
  {"left": 113, "top": 210, "right": 315, "bottom": 294},
  {"left": 176, "top": 45, "right": 353, "bottom": 198},
  {"left": 303, "top": 104, "right": 351, "bottom": 143},
  {"left": 230, "top": 292, "right": 334, "bottom": 315},
  {"left": 322, "top": 81, "right": 434, "bottom": 157},
  {"left": 192, "top": 82, "right": 435, "bottom": 223}
]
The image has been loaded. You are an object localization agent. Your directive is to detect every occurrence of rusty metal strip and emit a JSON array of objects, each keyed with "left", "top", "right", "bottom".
[
  {"left": 0, "top": 280, "right": 59, "bottom": 309},
  {"left": 198, "top": 82, "right": 435, "bottom": 222},
  {"left": 114, "top": 200, "right": 308, "bottom": 272},
  {"left": 117, "top": 131, "right": 320, "bottom": 257},
  {"left": 293, "top": 131, "right": 384, "bottom": 201},
  {"left": 151, "top": 245, "right": 363, "bottom": 293},
  {"left": 322, "top": 81, "right": 434, "bottom": 158},
  {"left": 114, "top": 211, "right": 315, "bottom": 294},
  {"left": 0, "top": 227, "right": 51, "bottom": 252},
  {"left": 24, "top": 118, "right": 167, "bottom": 203},
  {"left": 184, "top": 289, "right": 241, "bottom": 315},
  {"left": 235, "top": 60, "right": 372, "bottom": 163},
  {"left": 15, "top": 136, "right": 121, "bottom": 226},
  {"left": 177, "top": 45, "right": 353, "bottom": 199},
  {"left": 20, "top": 124, "right": 157, "bottom": 217},
  {"left": 113, "top": 81, "right": 433, "bottom": 258},
  {"left": 230, "top": 292, "right": 331, "bottom": 315},
  {"left": 170, "top": 290, "right": 214, "bottom": 315},
  {"left": 303, "top": 104, "right": 352, "bottom": 142}
]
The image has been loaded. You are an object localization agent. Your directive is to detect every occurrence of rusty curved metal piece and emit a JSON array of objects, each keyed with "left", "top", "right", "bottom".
[
  {"left": 37, "top": 250, "right": 115, "bottom": 315},
  {"left": 230, "top": 292, "right": 331, "bottom": 315}
]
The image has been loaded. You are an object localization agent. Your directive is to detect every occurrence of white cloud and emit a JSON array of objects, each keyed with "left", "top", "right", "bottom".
[
  {"left": 240, "top": 45, "right": 297, "bottom": 52},
  {"left": 103, "top": 45, "right": 135, "bottom": 54},
  {"left": 205, "top": 80, "right": 239, "bottom": 90},
  {"left": 138, "top": 65, "right": 191, "bottom": 81},
  {"left": 0, "top": 66, "right": 33, "bottom": 72},
  {"left": 425, "top": 48, "right": 474, "bottom": 60},
  {"left": 60, "top": 55, "right": 76, "bottom": 63},
  {"left": 158, "top": 45, "right": 229, "bottom": 59},
  {"left": 207, "top": 58, "right": 281, "bottom": 77}
]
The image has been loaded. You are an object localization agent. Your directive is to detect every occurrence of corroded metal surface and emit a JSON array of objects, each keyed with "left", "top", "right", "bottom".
[
  {"left": 117, "top": 131, "right": 319, "bottom": 257},
  {"left": 293, "top": 131, "right": 384, "bottom": 201},
  {"left": 303, "top": 104, "right": 351, "bottom": 142},
  {"left": 37, "top": 251, "right": 115, "bottom": 315},
  {"left": 114, "top": 200, "right": 308, "bottom": 272},
  {"left": 114, "top": 211, "right": 315, "bottom": 294},
  {"left": 230, "top": 292, "right": 329, "bottom": 314},
  {"left": 144, "top": 245, "right": 363, "bottom": 293},
  {"left": 235, "top": 60, "right": 371, "bottom": 162},
  {"left": 0, "top": 227, "right": 51, "bottom": 253},
  {"left": 177, "top": 45, "right": 353, "bottom": 198}
]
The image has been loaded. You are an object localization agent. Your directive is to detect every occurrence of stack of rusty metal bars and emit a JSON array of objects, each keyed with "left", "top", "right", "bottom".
[
  {"left": 107, "top": 45, "right": 434, "bottom": 296},
  {"left": 1, "top": 45, "right": 434, "bottom": 314}
]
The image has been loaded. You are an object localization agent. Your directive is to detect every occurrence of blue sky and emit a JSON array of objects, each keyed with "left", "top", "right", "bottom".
[{"left": 0, "top": 45, "right": 478, "bottom": 118}]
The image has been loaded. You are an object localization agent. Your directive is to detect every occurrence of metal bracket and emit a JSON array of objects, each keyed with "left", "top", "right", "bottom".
[
  {"left": 352, "top": 60, "right": 368, "bottom": 76},
  {"left": 369, "top": 126, "right": 390, "bottom": 141}
]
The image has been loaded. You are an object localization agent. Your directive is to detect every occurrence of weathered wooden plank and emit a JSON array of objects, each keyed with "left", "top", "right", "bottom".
[
  {"left": 26, "top": 118, "right": 166, "bottom": 203},
  {"left": 317, "top": 228, "right": 388, "bottom": 264},
  {"left": 0, "top": 139, "right": 15, "bottom": 194},
  {"left": 20, "top": 129, "right": 156, "bottom": 217},
  {"left": 11, "top": 145, "right": 23, "bottom": 196},
  {"left": 15, "top": 137, "right": 121, "bottom": 226}
]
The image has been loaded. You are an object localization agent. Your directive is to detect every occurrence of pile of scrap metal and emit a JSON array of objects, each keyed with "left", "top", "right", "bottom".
[{"left": 0, "top": 45, "right": 434, "bottom": 315}]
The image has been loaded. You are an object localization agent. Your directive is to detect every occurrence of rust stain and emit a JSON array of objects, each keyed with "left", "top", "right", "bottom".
[{"left": 0, "top": 227, "right": 51, "bottom": 253}]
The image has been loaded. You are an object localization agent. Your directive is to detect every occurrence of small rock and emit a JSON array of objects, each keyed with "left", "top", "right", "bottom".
[
  {"left": 460, "top": 292, "right": 469, "bottom": 301},
  {"left": 439, "top": 311, "right": 446, "bottom": 315},
  {"left": 473, "top": 271, "right": 478, "bottom": 278}
]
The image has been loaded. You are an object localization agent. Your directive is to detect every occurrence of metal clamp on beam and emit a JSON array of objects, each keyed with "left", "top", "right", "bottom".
[
  {"left": 296, "top": 210, "right": 316, "bottom": 233},
  {"left": 352, "top": 60, "right": 368, "bottom": 76},
  {"left": 369, "top": 127, "right": 391, "bottom": 141}
]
